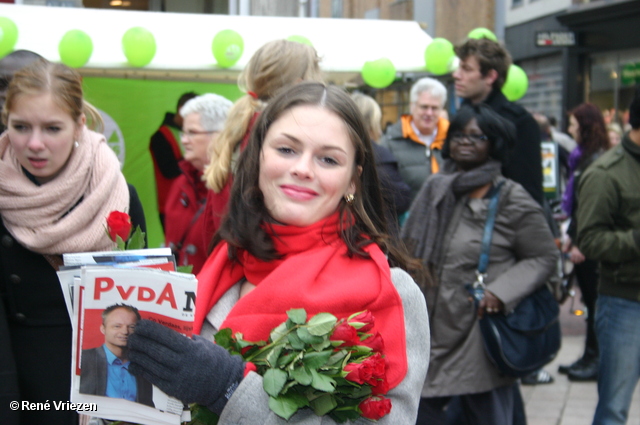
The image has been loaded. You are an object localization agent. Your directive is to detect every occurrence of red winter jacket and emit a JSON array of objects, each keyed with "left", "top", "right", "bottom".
[{"left": 164, "top": 161, "right": 209, "bottom": 274}]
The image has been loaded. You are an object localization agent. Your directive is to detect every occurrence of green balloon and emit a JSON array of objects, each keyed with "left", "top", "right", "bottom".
[
  {"left": 287, "top": 35, "right": 312, "bottom": 46},
  {"left": 212, "top": 29, "right": 244, "bottom": 68},
  {"left": 467, "top": 27, "right": 498, "bottom": 41},
  {"left": 59, "top": 30, "right": 93, "bottom": 68},
  {"left": 502, "top": 64, "right": 529, "bottom": 101},
  {"left": 0, "top": 17, "right": 18, "bottom": 58},
  {"left": 122, "top": 27, "right": 156, "bottom": 68},
  {"left": 361, "top": 58, "right": 396, "bottom": 89},
  {"left": 425, "top": 38, "right": 454, "bottom": 75}
]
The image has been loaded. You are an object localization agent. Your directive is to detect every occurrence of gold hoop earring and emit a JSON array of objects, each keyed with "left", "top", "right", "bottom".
[{"left": 344, "top": 194, "right": 355, "bottom": 205}]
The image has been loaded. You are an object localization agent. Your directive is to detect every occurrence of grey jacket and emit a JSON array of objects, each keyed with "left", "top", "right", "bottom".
[
  {"left": 380, "top": 117, "right": 447, "bottom": 202},
  {"left": 421, "top": 178, "right": 557, "bottom": 397},
  {"left": 201, "top": 268, "right": 429, "bottom": 424}
]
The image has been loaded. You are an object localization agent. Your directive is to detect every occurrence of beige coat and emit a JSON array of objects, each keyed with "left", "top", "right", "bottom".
[{"left": 421, "top": 178, "right": 558, "bottom": 397}]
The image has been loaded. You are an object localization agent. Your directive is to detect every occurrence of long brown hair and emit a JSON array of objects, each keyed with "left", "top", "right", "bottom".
[
  {"left": 214, "top": 82, "right": 424, "bottom": 280},
  {"left": 569, "top": 103, "right": 610, "bottom": 163}
]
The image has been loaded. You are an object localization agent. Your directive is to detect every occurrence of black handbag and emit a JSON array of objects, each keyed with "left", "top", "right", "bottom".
[{"left": 466, "top": 182, "right": 562, "bottom": 378}]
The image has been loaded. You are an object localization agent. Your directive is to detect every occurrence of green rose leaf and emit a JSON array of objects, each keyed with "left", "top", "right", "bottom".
[
  {"left": 277, "top": 351, "right": 299, "bottom": 368},
  {"left": 213, "top": 328, "right": 234, "bottom": 351},
  {"left": 303, "top": 350, "right": 333, "bottom": 369},
  {"left": 309, "top": 392, "right": 338, "bottom": 416},
  {"left": 270, "top": 322, "right": 289, "bottom": 343},
  {"left": 288, "top": 330, "right": 306, "bottom": 350},
  {"left": 307, "top": 313, "right": 337, "bottom": 336},
  {"left": 125, "top": 225, "right": 146, "bottom": 250},
  {"left": 297, "top": 326, "right": 325, "bottom": 345},
  {"left": 291, "top": 365, "right": 313, "bottom": 386},
  {"left": 177, "top": 265, "right": 194, "bottom": 274},
  {"left": 263, "top": 368, "right": 288, "bottom": 397},
  {"left": 310, "top": 369, "right": 336, "bottom": 393},
  {"left": 115, "top": 235, "right": 126, "bottom": 251},
  {"left": 268, "top": 395, "right": 300, "bottom": 421},
  {"left": 287, "top": 308, "right": 307, "bottom": 324},
  {"left": 188, "top": 403, "right": 220, "bottom": 425},
  {"left": 327, "top": 350, "right": 349, "bottom": 366},
  {"left": 264, "top": 343, "right": 285, "bottom": 367},
  {"left": 329, "top": 405, "right": 362, "bottom": 423},
  {"left": 311, "top": 339, "right": 332, "bottom": 351}
]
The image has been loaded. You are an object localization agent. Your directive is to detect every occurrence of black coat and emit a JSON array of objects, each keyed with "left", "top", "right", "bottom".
[
  {"left": 0, "top": 184, "right": 146, "bottom": 425},
  {"left": 465, "top": 89, "right": 544, "bottom": 205}
]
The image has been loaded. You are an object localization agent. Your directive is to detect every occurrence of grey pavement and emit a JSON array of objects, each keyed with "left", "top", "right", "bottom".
[{"left": 521, "top": 292, "right": 640, "bottom": 425}]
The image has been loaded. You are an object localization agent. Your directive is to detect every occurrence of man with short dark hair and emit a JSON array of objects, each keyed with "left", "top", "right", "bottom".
[
  {"left": 453, "top": 38, "right": 544, "bottom": 205},
  {"left": 577, "top": 86, "right": 640, "bottom": 425},
  {"left": 80, "top": 304, "right": 154, "bottom": 407},
  {"left": 381, "top": 77, "right": 450, "bottom": 201}
]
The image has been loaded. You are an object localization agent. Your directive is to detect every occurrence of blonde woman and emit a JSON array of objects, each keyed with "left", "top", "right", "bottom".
[{"left": 202, "top": 39, "right": 323, "bottom": 241}]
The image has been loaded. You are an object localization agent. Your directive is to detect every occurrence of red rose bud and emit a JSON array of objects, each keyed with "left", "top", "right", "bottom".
[
  {"left": 348, "top": 311, "right": 375, "bottom": 332},
  {"left": 106, "top": 211, "right": 132, "bottom": 242},
  {"left": 330, "top": 322, "right": 360, "bottom": 347},
  {"left": 359, "top": 396, "right": 392, "bottom": 420},
  {"left": 361, "top": 332, "right": 385, "bottom": 353}
]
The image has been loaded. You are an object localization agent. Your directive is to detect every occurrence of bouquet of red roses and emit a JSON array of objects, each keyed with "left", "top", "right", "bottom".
[{"left": 213, "top": 308, "right": 392, "bottom": 422}]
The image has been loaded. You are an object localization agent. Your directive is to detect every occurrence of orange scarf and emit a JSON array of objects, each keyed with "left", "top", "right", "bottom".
[{"left": 194, "top": 213, "right": 408, "bottom": 389}]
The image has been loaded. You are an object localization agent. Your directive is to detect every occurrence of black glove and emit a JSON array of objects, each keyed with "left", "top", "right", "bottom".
[{"left": 128, "top": 319, "right": 244, "bottom": 415}]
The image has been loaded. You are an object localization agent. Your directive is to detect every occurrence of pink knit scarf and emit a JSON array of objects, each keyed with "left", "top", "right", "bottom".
[{"left": 0, "top": 127, "right": 129, "bottom": 254}]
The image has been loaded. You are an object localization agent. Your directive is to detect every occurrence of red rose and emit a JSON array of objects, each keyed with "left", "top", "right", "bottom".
[
  {"left": 106, "top": 211, "right": 132, "bottom": 242},
  {"left": 366, "top": 353, "right": 386, "bottom": 380},
  {"left": 359, "top": 396, "right": 392, "bottom": 420},
  {"left": 330, "top": 322, "right": 360, "bottom": 347},
  {"left": 344, "top": 361, "right": 374, "bottom": 385},
  {"left": 370, "top": 378, "right": 389, "bottom": 395},
  {"left": 361, "top": 332, "right": 385, "bottom": 353},
  {"left": 348, "top": 311, "right": 375, "bottom": 332}
]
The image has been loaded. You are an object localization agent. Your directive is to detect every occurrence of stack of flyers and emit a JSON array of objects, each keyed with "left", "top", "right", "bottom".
[{"left": 57, "top": 249, "right": 197, "bottom": 425}]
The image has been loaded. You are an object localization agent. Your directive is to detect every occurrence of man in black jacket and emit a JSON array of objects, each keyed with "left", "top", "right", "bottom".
[{"left": 453, "top": 38, "right": 543, "bottom": 206}]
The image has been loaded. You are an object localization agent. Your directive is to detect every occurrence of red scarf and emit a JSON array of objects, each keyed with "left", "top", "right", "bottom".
[{"left": 194, "top": 213, "right": 408, "bottom": 389}]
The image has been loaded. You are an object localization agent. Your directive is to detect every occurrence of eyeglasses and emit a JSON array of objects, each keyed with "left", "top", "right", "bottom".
[
  {"left": 180, "top": 130, "right": 216, "bottom": 139},
  {"left": 450, "top": 133, "right": 489, "bottom": 144}
]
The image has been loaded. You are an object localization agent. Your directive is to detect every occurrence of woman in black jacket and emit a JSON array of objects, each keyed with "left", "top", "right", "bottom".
[
  {"left": 559, "top": 102, "right": 610, "bottom": 381},
  {"left": 0, "top": 59, "right": 145, "bottom": 425}
]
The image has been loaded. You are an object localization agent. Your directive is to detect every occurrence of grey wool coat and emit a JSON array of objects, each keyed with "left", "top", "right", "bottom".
[
  {"left": 201, "top": 268, "right": 430, "bottom": 424},
  {"left": 419, "top": 178, "right": 558, "bottom": 397}
]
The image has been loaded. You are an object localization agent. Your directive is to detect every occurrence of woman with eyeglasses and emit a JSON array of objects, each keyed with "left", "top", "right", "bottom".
[
  {"left": 163, "top": 93, "right": 232, "bottom": 274},
  {"left": 402, "top": 104, "right": 558, "bottom": 425}
]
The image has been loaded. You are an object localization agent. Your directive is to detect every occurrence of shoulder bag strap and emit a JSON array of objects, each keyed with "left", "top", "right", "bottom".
[{"left": 477, "top": 181, "right": 505, "bottom": 276}]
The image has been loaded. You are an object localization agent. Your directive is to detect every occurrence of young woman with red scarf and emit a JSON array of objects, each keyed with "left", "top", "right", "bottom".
[{"left": 127, "top": 82, "right": 430, "bottom": 424}]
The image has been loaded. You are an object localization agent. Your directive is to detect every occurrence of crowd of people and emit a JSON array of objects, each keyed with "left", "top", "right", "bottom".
[{"left": 0, "top": 34, "right": 638, "bottom": 425}]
